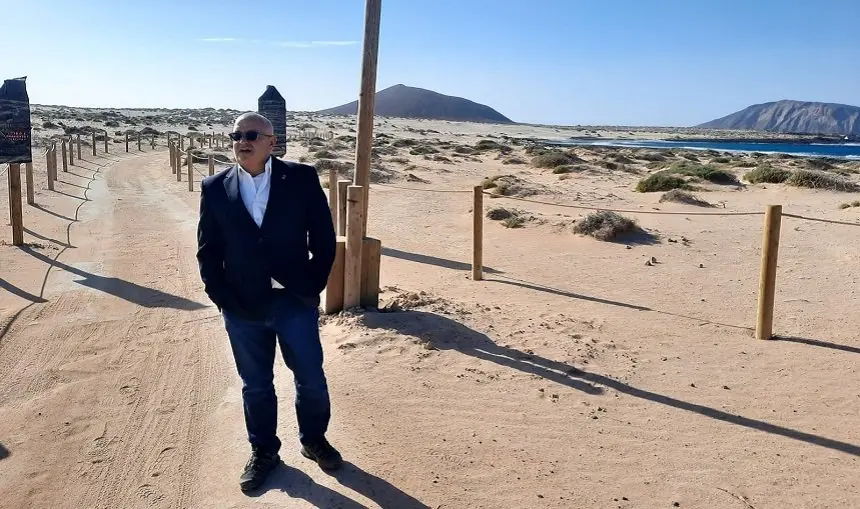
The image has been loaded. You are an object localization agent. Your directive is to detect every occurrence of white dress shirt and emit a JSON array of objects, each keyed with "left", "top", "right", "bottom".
[{"left": 236, "top": 156, "right": 283, "bottom": 288}]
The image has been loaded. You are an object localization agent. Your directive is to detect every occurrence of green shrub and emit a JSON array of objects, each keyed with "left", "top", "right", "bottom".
[
  {"left": 502, "top": 215, "right": 526, "bottom": 228},
  {"left": 532, "top": 151, "right": 582, "bottom": 169},
  {"left": 659, "top": 189, "right": 713, "bottom": 207},
  {"left": 667, "top": 161, "right": 737, "bottom": 184},
  {"left": 636, "top": 172, "right": 691, "bottom": 192},
  {"left": 503, "top": 157, "right": 526, "bottom": 165},
  {"left": 787, "top": 170, "right": 858, "bottom": 191},
  {"left": 410, "top": 145, "right": 439, "bottom": 155},
  {"left": 744, "top": 166, "right": 791, "bottom": 184},
  {"left": 313, "top": 149, "right": 338, "bottom": 159}
]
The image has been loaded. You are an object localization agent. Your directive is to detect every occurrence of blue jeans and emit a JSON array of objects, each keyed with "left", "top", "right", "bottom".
[{"left": 223, "top": 293, "right": 330, "bottom": 454}]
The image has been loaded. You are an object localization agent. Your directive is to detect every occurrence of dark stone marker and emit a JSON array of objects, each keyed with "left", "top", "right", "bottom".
[
  {"left": 0, "top": 76, "right": 32, "bottom": 164},
  {"left": 258, "top": 85, "right": 286, "bottom": 157}
]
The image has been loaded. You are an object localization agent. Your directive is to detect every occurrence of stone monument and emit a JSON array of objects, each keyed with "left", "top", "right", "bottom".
[
  {"left": 257, "top": 85, "right": 286, "bottom": 157},
  {"left": 0, "top": 76, "right": 32, "bottom": 164}
]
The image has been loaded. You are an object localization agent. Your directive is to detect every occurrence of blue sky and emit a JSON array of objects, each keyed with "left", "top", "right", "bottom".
[{"left": 3, "top": 0, "right": 859, "bottom": 126}]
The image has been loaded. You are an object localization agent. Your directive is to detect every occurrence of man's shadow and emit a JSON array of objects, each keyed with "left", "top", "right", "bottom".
[{"left": 247, "top": 461, "right": 429, "bottom": 509}]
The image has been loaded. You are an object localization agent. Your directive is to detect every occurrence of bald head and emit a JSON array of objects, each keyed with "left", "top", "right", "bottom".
[{"left": 233, "top": 112, "right": 274, "bottom": 135}]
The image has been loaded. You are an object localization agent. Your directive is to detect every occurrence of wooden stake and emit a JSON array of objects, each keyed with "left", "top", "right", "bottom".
[
  {"left": 68, "top": 137, "right": 75, "bottom": 166},
  {"left": 208, "top": 154, "right": 214, "bottom": 176},
  {"left": 337, "top": 179, "right": 349, "bottom": 236},
  {"left": 91, "top": 133, "right": 97, "bottom": 156},
  {"left": 137, "top": 132, "right": 141, "bottom": 151},
  {"left": 8, "top": 163, "right": 24, "bottom": 246},
  {"left": 177, "top": 149, "right": 182, "bottom": 182},
  {"left": 125, "top": 133, "right": 129, "bottom": 152},
  {"left": 352, "top": 0, "right": 382, "bottom": 236},
  {"left": 344, "top": 185, "right": 365, "bottom": 309},
  {"left": 324, "top": 238, "right": 346, "bottom": 314},
  {"left": 76, "top": 134, "right": 81, "bottom": 159},
  {"left": 103, "top": 131, "right": 108, "bottom": 153},
  {"left": 25, "top": 162, "right": 34, "bottom": 205},
  {"left": 755, "top": 205, "right": 782, "bottom": 340},
  {"left": 47, "top": 146, "right": 55, "bottom": 191},
  {"left": 61, "top": 140, "right": 68, "bottom": 172},
  {"left": 472, "top": 185, "right": 483, "bottom": 281},
  {"left": 361, "top": 237, "right": 382, "bottom": 308},
  {"left": 186, "top": 149, "right": 193, "bottom": 190},
  {"left": 328, "top": 168, "right": 338, "bottom": 228}
]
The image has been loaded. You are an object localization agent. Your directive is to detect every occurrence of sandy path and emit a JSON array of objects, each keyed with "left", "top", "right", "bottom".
[{"left": 0, "top": 150, "right": 230, "bottom": 508}]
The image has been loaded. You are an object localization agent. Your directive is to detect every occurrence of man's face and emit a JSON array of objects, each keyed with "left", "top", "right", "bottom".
[{"left": 231, "top": 118, "right": 276, "bottom": 167}]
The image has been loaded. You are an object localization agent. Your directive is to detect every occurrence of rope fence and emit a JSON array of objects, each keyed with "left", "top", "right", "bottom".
[{"left": 362, "top": 178, "right": 860, "bottom": 340}]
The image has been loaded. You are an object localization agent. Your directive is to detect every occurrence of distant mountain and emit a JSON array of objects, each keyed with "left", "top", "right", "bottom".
[
  {"left": 317, "top": 84, "right": 513, "bottom": 124},
  {"left": 698, "top": 100, "right": 860, "bottom": 135}
]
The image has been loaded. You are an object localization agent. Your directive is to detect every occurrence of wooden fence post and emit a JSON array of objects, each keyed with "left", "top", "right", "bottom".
[
  {"left": 76, "top": 134, "right": 82, "bottom": 159},
  {"left": 68, "top": 137, "right": 74, "bottom": 166},
  {"left": 103, "top": 131, "right": 108, "bottom": 153},
  {"left": 7, "top": 163, "right": 24, "bottom": 246},
  {"left": 337, "top": 180, "right": 349, "bottom": 236},
  {"left": 324, "top": 238, "right": 346, "bottom": 314},
  {"left": 344, "top": 185, "right": 365, "bottom": 309},
  {"left": 473, "top": 185, "right": 483, "bottom": 281},
  {"left": 755, "top": 205, "right": 782, "bottom": 340},
  {"left": 92, "top": 133, "right": 97, "bottom": 156},
  {"left": 208, "top": 154, "right": 214, "bottom": 176},
  {"left": 169, "top": 143, "right": 175, "bottom": 173},
  {"left": 125, "top": 133, "right": 129, "bottom": 152},
  {"left": 176, "top": 149, "right": 182, "bottom": 182},
  {"left": 61, "top": 140, "right": 68, "bottom": 172},
  {"left": 137, "top": 132, "right": 141, "bottom": 151},
  {"left": 328, "top": 168, "right": 338, "bottom": 228},
  {"left": 360, "top": 237, "right": 382, "bottom": 308},
  {"left": 46, "top": 145, "right": 55, "bottom": 191},
  {"left": 187, "top": 149, "right": 193, "bottom": 191},
  {"left": 25, "top": 162, "right": 34, "bottom": 205}
]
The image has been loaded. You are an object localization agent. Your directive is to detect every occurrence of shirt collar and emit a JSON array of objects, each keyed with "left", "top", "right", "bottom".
[{"left": 237, "top": 155, "right": 272, "bottom": 179}]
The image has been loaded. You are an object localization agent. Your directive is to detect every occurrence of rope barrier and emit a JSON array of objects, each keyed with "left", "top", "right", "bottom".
[
  {"left": 373, "top": 182, "right": 472, "bottom": 193},
  {"left": 782, "top": 213, "right": 860, "bottom": 227},
  {"left": 482, "top": 192, "right": 766, "bottom": 217}
]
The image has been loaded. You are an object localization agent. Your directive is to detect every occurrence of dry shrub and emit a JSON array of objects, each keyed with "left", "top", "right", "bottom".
[
  {"left": 573, "top": 211, "right": 640, "bottom": 241},
  {"left": 636, "top": 172, "right": 690, "bottom": 192},
  {"left": 787, "top": 170, "right": 858, "bottom": 191},
  {"left": 744, "top": 165, "right": 791, "bottom": 184},
  {"left": 531, "top": 150, "right": 583, "bottom": 169},
  {"left": 659, "top": 189, "right": 713, "bottom": 207}
]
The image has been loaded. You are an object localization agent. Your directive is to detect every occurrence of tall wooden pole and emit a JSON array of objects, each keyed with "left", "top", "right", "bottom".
[
  {"left": 352, "top": 0, "right": 382, "bottom": 236},
  {"left": 472, "top": 185, "right": 483, "bottom": 281},
  {"left": 344, "top": 185, "right": 365, "bottom": 309},
  {"left": 8, "top": 164, "right": 24, "bottom": 246},
  {"left": 755, "top": 205, "right": 782, "bottom": 340}
]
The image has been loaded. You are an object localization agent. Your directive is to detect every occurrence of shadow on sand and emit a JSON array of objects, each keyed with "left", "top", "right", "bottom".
[
  {"left": 22, "top": 246, "right": 206, "bottom": 311},
  {"left": 0, "top": 442, "right": 8, "bottom": 460},
  {"left": 773, "top": 335, "right": 860, "bottom": 355},
  {"left": 362, "top": 309, "right": 860, "bottom": 458},
  {"left": 246, "top": 461, "right": 429, "bottom": 509},
  {"left": 382, "top": 247, "right": 503, "bottom": 274}
]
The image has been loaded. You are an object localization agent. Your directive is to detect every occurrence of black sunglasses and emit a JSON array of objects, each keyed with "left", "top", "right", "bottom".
[{"left": 229, "top": 130, "right": 273, "bottom": 142}]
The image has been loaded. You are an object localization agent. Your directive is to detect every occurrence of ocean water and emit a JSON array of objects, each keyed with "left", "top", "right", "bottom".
[{"left": 550, "top": 138, "right": 860, "bottom": 160}]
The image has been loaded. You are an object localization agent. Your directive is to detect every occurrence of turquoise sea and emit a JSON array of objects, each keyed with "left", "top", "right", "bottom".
[{"left": 549, "top": 139, "right": 860, "bottom": 160}]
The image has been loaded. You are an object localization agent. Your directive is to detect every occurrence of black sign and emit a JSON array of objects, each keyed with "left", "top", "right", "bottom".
[
  {"left": 0, "top": 77, "right": 32, "bottom": 164},
  {"left": 258, "top": 85, "right": 286, "bottom": 157}
]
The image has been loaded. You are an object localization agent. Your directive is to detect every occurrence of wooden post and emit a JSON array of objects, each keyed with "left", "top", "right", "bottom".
[
  {"left": 25, "top": 162, "right": 34, "bottom": 205},
  {"left": 61, "top": 140, "right": 68, "bottom": 172},
  {"left": 472, "top": 185, "right": 483, "bottom": 281},
  {"left": 76, "top": 134, "right": 82, "bottom": 159},
  {"left": 324, "top": 238, "right": 347, "bottom": 314},
  {"left": 103, "top": 131, "right": 108, "bottom": 153},
  {"left": 46, "top": 146, "right": 55, "bottom": 191},
  {"left": 91, "top": 133, "right": 97, "bottom": 156},
  {"left": 68, "top": 137, "right": 75, "bottom": 166},
  {"left": 151, "top": 134, "right": 155, "bottom": 149},
  {"left": 361, "top": 237, "right": 382, "bottom": 308},
  {"left": 180, "top": 135, "right": 185, "bottom": 151},
  {"left": 177, "top": 149, "right": 182, "bottom": 182},
  {"left": 328, "top": 168, "right": 338, "bottom": 227},
  {"left": 169, "top": 144, "right": 176, "bottom": 173},
  {"left": 352, "top": 0, "right": 382, "bottom": 236},
  {"left": 186, "top": 149, "right": 192, "bottom": 189},
  {"left": 337, "top": 180, "right": 349, "bottom": 236},
  {"left": 344, "top": 185, "right": 365, "bottom": 309},
  {"left": 208, "top": 154, "right": 214, "bottom": 176},
  {"left": 125, "top": 133, "right": 129, "bottom": 152},
  {"left": 755, "top": 205, "right": 782, "bottom": 340},
  {"left": 7, "top": 163, "right": 24, "bottom": 246},
  {"left": 137, "top": 132, "right": 141, "bottom": 151}
]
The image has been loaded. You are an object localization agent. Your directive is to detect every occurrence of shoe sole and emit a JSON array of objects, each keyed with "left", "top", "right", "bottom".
[{"left": 300, "top": 447, "right": 343, "bottom": 471}]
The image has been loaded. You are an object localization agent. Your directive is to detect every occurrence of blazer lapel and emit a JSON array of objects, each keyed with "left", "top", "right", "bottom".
[
  {"left": 223, "top": 165, "right": 260, "bottom": 231},
  {"left": 260, "top": 161, "right": 283, "bottom": 231}
]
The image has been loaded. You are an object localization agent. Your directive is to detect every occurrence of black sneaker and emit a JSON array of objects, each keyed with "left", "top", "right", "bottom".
[
  {"left": 239, "top": 449, "right": 280, "bottom": 492},
  {"left": 300, "top": 438, "right": 343, "bottom": 471}
]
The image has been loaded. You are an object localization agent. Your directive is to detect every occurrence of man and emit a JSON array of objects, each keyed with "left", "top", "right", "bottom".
[{"left": 196, "top": 112, "right": 340, "bottom": 492}]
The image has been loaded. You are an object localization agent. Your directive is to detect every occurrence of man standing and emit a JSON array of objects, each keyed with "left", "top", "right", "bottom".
[{"left": 196, "top": 112, "right": 340, "bottom": 492}]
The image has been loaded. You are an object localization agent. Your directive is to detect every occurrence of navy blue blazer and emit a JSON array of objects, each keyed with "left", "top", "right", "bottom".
[{"left": 196, "top": 157, "right": 336, "bottom": 319}]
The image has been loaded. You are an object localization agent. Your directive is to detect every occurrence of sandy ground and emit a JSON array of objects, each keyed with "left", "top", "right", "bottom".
[{"left": 2, "top": 116, "right": 860, "bottom": 509}]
